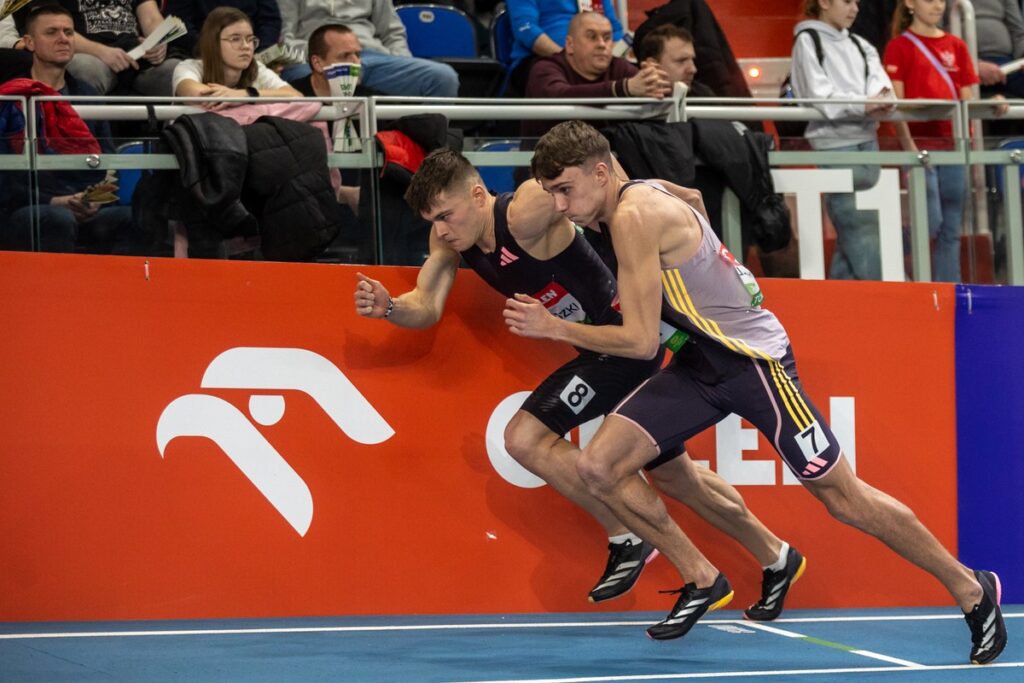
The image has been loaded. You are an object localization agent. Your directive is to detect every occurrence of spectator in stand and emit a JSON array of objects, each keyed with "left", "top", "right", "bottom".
[
  {"left": 288, "top": 23, "right": 379, "bottom": 212},
  {"left": 883, "top": 0, "right": 1005, "bottom": 282},
  {"left": 287, "top": 23, "right": 377, "bottom": 98},
  {"left": 523, "top": 11, "right": 669, "bottom": 137},
  {"left": 279, "top": 0, "right": 458, "bottom": 97},
  {"left": 636, "top": 24, "right": 709, "bottom": 95},
  {"left": 506, "top": 0, "right": 625, "bottom": 94},
  {"left": 0, "top": 4, "right": 136, "bottom": 254},
  {"left": 173, "top": 7, "right": 300, "bottom": 109},
  {"left": 974, "top": 0, "right": 1024, "bottom": 100},
  {"left": 61, "top": 0, "right": 180, "bottom": 96},
  {"left": 165, "top": 0, "right": 281, "bottom": 59},
  {"left": 791, "top": 0, "right": 895, "bottom": 281}
]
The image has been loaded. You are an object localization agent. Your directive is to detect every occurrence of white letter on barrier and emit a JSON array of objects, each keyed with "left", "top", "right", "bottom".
[
  {"left": 856, "top": 168, "right": 905, "bottom": 282},
  {"left": 771, "top": 169, "right": 853, "bottom": 280},
  {"left": 716, "top": 413, "right": 775, "bottom": 485}
]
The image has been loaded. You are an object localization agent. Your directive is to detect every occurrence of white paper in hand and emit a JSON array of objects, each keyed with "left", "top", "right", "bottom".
[
  {"left": 999, "top": 57, "right": 1024, "bottom": 76},
  {"left": 128, "top": 16, "right": 187, "bottom": 61}
]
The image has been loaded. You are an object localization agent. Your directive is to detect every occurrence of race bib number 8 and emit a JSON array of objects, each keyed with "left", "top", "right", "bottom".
[{"left": 560, "top": 375, "right": 596, "bottom": 415}]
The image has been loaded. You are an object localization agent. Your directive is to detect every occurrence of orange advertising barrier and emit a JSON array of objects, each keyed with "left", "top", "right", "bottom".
[{"left": 0, "top": 252, "right": 958, "bottom": 622}]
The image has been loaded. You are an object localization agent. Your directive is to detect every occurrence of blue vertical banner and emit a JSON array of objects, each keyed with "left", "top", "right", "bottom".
[{"left": 955, "top": 285, "right": 1024, "bottom": 602}]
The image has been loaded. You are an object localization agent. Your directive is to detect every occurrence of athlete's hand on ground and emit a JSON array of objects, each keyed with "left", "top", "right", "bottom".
[
  {"left": 504, "top": 293, "right": 557, "bottom": 339},
  {"left": 354, "top": 272, "right": 391, "bottom": 318}
]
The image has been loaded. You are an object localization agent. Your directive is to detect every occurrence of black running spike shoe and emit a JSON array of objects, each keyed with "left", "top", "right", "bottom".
[
  {"left": 646, "top": 573, "right": 734, "bottom": 640},
  {"left": 744, "top": 546, "right": 807, "bottom": 621},
  {"left": 588, "top": 539, "right": 659, "bottom": 603},
  {"left": 966, "top": 569, "right": 1007, "bottom": 665}
]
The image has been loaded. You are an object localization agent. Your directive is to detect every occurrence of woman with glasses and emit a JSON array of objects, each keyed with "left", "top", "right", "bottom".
[
  {"left": 166, "top": 0, "right": 282, "bottom": 61},
  {"left": 172, "top": 6, "right": 299, "bottom": 109}
]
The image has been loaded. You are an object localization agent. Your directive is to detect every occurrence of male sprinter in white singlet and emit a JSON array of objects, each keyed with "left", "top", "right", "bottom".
[{"left": 508, "top": 120, "right": 1006, "bottom": 664}]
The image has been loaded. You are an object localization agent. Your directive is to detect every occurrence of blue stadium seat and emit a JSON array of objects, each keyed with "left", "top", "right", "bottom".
[
  {"left": 115, "top": 141, "right": 145, "bottom": 206},
  {"left": 491, "top": 9, "right": 513, "bottom": 67},
  {"left": 397, "top": 5, "right": 478, "bottom": 58},
  {"left": 489, "top": 9, "right": 515, "bottom": 96},
  {"left": 477, "top": 139, "right": 521, "bottom": 194},
  {"left": 993, "top": 138, "right": 1024, "bottom": 193}
]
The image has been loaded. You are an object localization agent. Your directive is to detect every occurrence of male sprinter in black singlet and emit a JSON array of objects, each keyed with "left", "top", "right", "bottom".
[
  {"left": 354, "top": 148, "right": 804, "bottom": 613},
  {"left": 509, "top": 120, "right": 1006, "bottom": 664}
]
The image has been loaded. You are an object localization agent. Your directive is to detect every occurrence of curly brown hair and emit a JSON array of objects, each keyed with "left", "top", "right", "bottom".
[{"left": 530, "top": 121, "right": 612, "bottom": 181}]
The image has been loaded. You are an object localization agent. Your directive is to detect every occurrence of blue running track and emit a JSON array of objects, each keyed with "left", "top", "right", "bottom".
[{"left": 1, "top": 607, "right": 1020, "bottom": 681}]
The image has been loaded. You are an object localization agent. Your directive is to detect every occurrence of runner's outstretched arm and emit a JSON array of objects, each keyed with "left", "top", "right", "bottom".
[{"left": 354, "top": 230, "right": 461, "bottom": 328}]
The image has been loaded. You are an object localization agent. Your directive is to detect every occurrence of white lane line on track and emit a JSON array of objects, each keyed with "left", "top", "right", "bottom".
[
  {"left": 0, "top": 613, "right": 1020, "bottom": 640},
  {"left": 448, "top": 662, "right": 1024, "bottom": 683},
  {"left": 742, "top": 621, "right": 923, "bottom": 668},
  {"left": 850, "top": 650, "right": 924, "bottom": 668}
]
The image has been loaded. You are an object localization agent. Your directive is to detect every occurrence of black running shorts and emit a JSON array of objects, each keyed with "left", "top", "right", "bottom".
[
  {"left": 522, "top": 349, "right": 683, "bottom": 470},
  {"left": 613, "top": 338, "right": 842, "bottom": 480}
]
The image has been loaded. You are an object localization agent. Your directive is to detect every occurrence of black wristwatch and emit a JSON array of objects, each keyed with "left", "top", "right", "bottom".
[{"left": 245, "top": 86, "right": 259, "bottom": 98}]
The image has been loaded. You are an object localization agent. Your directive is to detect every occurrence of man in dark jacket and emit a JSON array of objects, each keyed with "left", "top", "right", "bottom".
[
  {"left": 0, "top": 5, "right": 135, "bottom": 253},
  {"left": 636, "top": 24, "right": 713, "bottom": 96},
  {"left": 522, "top": 12, "right": 670, "bottom": 137},
  {"left": 633, "top": 0, "right": 751, "bottom": 100}
]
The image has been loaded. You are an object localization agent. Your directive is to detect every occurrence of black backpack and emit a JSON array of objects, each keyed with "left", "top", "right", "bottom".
[{"left": 776, "top": 29, "right": 868, "bottom": 140}]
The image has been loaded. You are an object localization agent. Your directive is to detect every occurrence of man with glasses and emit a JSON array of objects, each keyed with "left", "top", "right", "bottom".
[
  {"left": 171, "top": 6, "right": 300, "bottom": 106},
  {"left": 166, "top": 0, "right": 281, "bottom": 61}
]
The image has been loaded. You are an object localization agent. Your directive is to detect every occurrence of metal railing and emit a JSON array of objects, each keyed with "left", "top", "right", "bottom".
[{"left": 4, "top": 93, "right": 1021, "bottom": 283}]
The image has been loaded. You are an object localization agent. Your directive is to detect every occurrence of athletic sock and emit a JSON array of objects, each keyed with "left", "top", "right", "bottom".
[
  {"left": 764, "top": 542, "right": 790, "bottom": 572},
  {"left": 609, "top": 532, "right": 643, "bottom": 546}
]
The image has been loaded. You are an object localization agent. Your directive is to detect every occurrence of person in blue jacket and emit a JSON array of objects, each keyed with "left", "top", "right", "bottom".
[{"left": 506, "top": 0, "right": 623, "bottom": 92}]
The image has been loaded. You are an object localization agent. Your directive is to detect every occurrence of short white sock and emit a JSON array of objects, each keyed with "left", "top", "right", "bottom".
[
  {"left": 609, "top": 532, "right": 643, "bottom": 546},
  {"left": 765, "top": 542, "right": 790, "bottom": 572}
]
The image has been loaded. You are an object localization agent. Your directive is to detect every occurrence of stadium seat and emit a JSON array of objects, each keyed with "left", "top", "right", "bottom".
[
  {"left": 491, "top": 9, "right": 513, "bottom": 67},
  {"left": 397, "top": 5, "right": 478, "bottom": 58},
  {"left": 477, "top": 139, "right": 521, "bottom": 194},
  {"left": 115, "top": 141, "right": 145, "bottom": 206},
  {"left": 993, "top": 137, "right": 1024, "bottom": 193},
  {"left": 396, "top": 4, "right": 505, "bottom": 97}
]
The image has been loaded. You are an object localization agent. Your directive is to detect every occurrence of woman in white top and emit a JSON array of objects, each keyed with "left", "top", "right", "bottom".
[
  {"left": 173, "top": 6, "right": 299, "bottom": 110},
  {"left": 790, "top": 0, "right": 895, "bottom": 280}
]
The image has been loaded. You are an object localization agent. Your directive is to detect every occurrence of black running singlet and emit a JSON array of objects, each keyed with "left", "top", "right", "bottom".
[{"left": 461, "top": 193, "right": 621, "bottom": 330}]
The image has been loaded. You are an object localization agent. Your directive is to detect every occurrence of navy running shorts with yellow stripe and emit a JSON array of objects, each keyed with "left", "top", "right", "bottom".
[{"left": 613, "top": 337, "right": 842, "bottom": 480}]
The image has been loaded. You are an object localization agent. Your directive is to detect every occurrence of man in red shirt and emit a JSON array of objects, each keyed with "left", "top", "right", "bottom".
[{"left": 522, "top": 12, "right": 670, "bottom": 137}]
